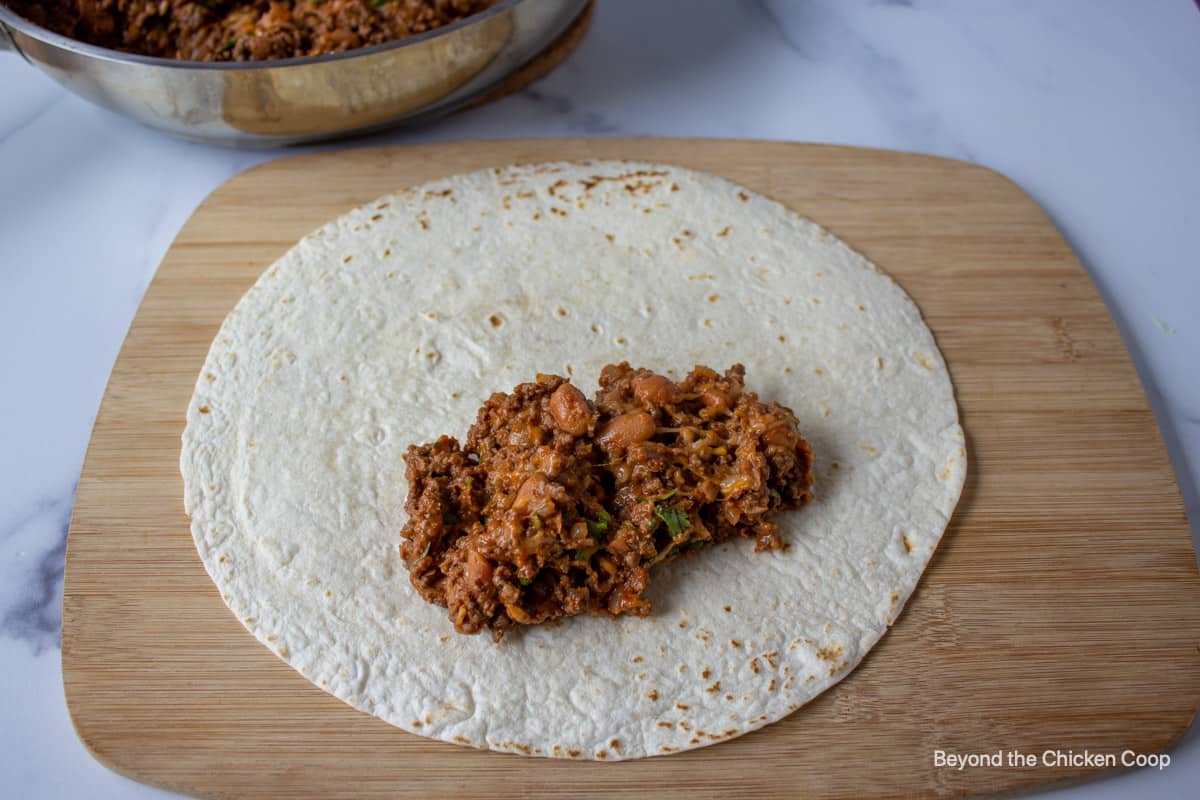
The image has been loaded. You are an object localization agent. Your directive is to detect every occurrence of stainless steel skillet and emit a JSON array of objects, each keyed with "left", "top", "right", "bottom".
[{"left": 0, "top": 0, "right": 588, "bottom": 147}]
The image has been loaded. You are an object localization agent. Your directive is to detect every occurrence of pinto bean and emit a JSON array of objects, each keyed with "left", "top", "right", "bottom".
[
  {"left": 511, "top": 472, "right": 555, "bottom": 516},
  {"left": 597, "top": 411, "right": 656, "bottom": 452},
  {"left": 465, "top": 548, "right": 492, "bottom": 588},
  {"left": 549, "top": 382, "right": 594, "bottom": 436},
  {"left": 632, "top": 372, "right": 680, "bottom": 407}
]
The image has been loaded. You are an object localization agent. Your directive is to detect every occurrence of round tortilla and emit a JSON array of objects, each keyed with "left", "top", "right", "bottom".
[{"left": 181, "top": 161, "right": 965, "bottom": 760}]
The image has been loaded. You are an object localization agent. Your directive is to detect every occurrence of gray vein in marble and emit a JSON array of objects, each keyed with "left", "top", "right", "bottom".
[
  {"left": 0, "top": 490, "right": 72, "bottom": 654},
  {"left": 518, "top": 87, "right": 621, "bottom": 134},
  {"left": 0, "top": 93, "right": 65, "bottom": 148},
  {"left": 753, "top": 0, "right": 974, "bottom": 160}
]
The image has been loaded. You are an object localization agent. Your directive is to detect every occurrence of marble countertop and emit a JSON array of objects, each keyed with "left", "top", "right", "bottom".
[{"left": 2, "top": 1, "right": 1197, "bottom": 797}]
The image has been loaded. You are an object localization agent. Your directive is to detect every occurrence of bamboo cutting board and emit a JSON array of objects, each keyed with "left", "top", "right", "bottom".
[{"left": 62, "top": 140, "right": 1200, "bottom": 800}]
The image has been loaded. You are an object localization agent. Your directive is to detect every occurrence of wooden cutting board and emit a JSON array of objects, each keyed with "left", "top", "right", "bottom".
[{"left": 62, "top": 139, "right": 1200, "bottom": 800}]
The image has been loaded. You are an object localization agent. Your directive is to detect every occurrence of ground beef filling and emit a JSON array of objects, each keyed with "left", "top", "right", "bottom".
[
  {"left": 401, "top": 364, "right": 815, "bottom": 639},
  {"left": 5, "top": 0, "right": 496, "bottom": 61}
]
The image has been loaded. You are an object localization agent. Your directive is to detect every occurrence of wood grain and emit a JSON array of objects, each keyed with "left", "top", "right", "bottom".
[{"left": 61, "top": 140, "right": 1200, "bottom": 800}]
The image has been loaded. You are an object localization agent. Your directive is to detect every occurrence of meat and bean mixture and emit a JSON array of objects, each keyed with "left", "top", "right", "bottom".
[
  {"left": 401, "top": 364, "right": 815, "bottom": 639},
  {"left": 4, "top": 0, "right": 497, "bottom": 61}
]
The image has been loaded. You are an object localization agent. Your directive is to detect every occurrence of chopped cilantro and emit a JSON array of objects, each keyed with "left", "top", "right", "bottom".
[
  {"left": 654, "top": 504, "right": 691, "bottom": 540},
  {"left": 574, "top": 545, "right": 598, "bottom": 562},
  {"left": 518, "top": 577, "right": 532, "bottom": 587},
  {"left": 219, "top": 39, "right": 237, "bottom": 53},
  {"left": 370, "top": 0, "right": 387, "bottom": 6},
  {"left": 768, "top": 488, "right": 781, "bottom": 500},
  {"left": 586, "top": 508, "right": 612, "bottom": 538}
]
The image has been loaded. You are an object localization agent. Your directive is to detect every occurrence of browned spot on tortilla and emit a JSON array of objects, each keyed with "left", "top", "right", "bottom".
[
  {"left": 730, "top": 640, "right": 741, "bottom": 648},
  {"left": 532, "top": 212, "right": 542, "bottom": 221},
  {"left": 725, "top": 694, "right": 733, "bottom": 701},
  {"left": 814, "top": 643, "right": 844, "bottom": 663},
  {"left": 278, "top": 649, "right": 289, "bottom": 658},
  {"left": 418, "top": 218, "right": 429, "bottom": 230},
  {"left": 325, "top": 591, "right": 332, "bottom": 598},
  {"left": 616, "top": 337, "right": 627, "bottom": 346},
  {"left": 738, "top": 191, "right": 749, "bottom": 202},
  {"left": 266, "top": 635, "right": 276, "bottom": 642},
  {"left": 657, "top": 721, "right": 674, "bottom": 729},
  {"left": 412, "top": 720, "right": 422, "bottom": 728},
  {"left": 678, "top": 620, "right": 688, "bottom": 629},
  {"left": 633, "top": 655, "right": 644, "bottom": 663},
  {"left": 548, "top": 179, "right": 567, "bottom": 196},
  {"left": 716, "top": 226, "right": 731, "bottom": 237},
  {"left": 218, "top": 555, "right": 226, "bottom": 564},
  {"left": 901, "top": 534, "right": 913, "bottom": 553},
  {"left": 676, "top": 703, "right": 690, "bottom": 711},
  {"left": 647, "top": 690, "right": 659, "bottom": 701},
  {"left": 198, "top": 405, "right": 211, "bottom": 414},
  {"left": 556, "top": 307, "right": 569, "bottom": 318},
  {"left": 595, "top": 750, "right": 608, "bottom": 759},
  {"left": 244, "top": 617, "right": 255, "bottom": 623},
  {"left": 724, "top": 605, "right": 732, "bottom": 613},
  {"left": 750, "top": 657, "right": 760, "bottom": 674},
  {"left": 708, "top": 293, "right": 719, "bottom": 303},
  {"left": 579, "top": 170, "right": 668, "bottom": 193},
  {"left": 204, "top": 372, "right": 215, "bottom": 381},
  {"left": 567, "top": 749, "right": 581, "bottom": 758},
  {"left": 768, "top": 678, "right": 777, "bottom": 692},
  {"left": 605, "top": 233, "right": 615, "bottom": 242},
  {"left": 489, "top": 314, "right": 504, "bottom": 328},
  {"left": 813, "top": 368, "right": 824, "bottom": 376},
  {"left": 890, "top": 591, "right": 900, "bottom": 608},
  {"left": 690, "top": 737, "right": 701, "bottom": 745},
  {"left": 638, "top": 673, "right": 647, "bottom": 681},
  {"left": 551, "top": 207, "right": 568, "bottom": 217},
  {"left": 451, "top": 392, "right": 460, "bottom": 399},
  {"left": 763, "top": 651, "right": 780, "bottom": 669},
  {"left": 660, "top": 746, "right": 678, "bottom": 753},
  {"left": 439, "top": 635, "right": 449, "bottom": 643},
  {"left": 778, "top": 335, "right": 787, "bottom": 343},
  {"left": 342, "top": 255, "right": 353, "bottom": 264},
  {"left": 806, "top": 675, "right": 815, "bottom": 683},
  {"left": 706, "top": 681, "right": 721, "bottom": 693},
  {"left": 610, "top": 738, "right": 622, "bottom": 754},
  {"left": 701, "top": 668, "right": 711, "bottom": 679},
  {"left": 679, "top": 664, "right": 687, "bottom": 673}
]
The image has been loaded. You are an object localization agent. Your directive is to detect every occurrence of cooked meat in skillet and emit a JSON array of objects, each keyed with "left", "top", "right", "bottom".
[{"left": 5, "top": 0, "right": 497, "bottom": 61}]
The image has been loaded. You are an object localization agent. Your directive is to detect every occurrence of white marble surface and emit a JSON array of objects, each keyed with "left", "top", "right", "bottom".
[{"left": 2, "top": 0, "right": 1198, "bottom": 797}]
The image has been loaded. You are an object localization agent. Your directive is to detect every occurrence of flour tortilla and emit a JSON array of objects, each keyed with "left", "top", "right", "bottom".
[{"left": 181, "top": 161, "right": 965, "bottom": 760}]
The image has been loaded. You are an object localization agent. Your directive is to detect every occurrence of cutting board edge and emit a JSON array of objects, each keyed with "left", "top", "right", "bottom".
[{"left": 59, "top": 139, "right": 1200, "bottom": 800}]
